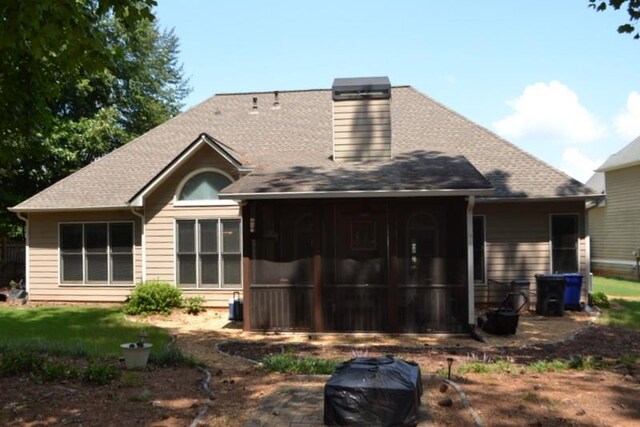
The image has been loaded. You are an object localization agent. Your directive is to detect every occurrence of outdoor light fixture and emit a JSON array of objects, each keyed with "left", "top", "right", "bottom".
[{"left": 446, "top": 357, "right": 454, "bottom": 380}]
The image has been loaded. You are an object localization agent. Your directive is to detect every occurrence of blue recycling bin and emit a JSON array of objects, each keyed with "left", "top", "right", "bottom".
[{"left": 563, "top": 273, "right": 583, "bottom": 310}]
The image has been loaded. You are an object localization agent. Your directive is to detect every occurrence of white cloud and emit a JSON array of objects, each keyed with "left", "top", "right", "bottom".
[
  {"left": 560, "top": 147, "right": 604, "bottom": 183},
  {"left": 614, "top": 91, "right": 640, "bottom": 140},
  {"left": 493, "top": 81, "right": 605, "bottom": 145}
]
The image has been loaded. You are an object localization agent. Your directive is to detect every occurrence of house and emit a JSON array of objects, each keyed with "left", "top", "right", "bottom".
[
  {"left": 10, "top": 77, "right": 598, "bottom": 334},
  {"left": 587, "top": 135, "right": 640, "bottom": 280}
]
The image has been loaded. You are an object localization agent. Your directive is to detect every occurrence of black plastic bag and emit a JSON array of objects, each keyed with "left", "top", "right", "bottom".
[{"left": 324, "top": 356, "right": 422, "bottom": 426}]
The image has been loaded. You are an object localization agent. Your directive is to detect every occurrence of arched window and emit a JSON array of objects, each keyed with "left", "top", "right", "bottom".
[{"left": 177, "top": 171, "right": 233, "bottom": 203}]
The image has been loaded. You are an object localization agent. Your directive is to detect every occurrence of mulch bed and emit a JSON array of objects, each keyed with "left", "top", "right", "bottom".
[{"left": 218, "top": 324, "right": 640, "bottom": 370}]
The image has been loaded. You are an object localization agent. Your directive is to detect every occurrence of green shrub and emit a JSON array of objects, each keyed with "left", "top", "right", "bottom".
[
  {"left": 82, "top": 364, "right": 119, "bottom": 385},
  {"left": 0, "top": 351, "right": 44, "bottom": 376},
  {"left": 40, "top": 361, "right": 78, "bottom": 382},
  {"left": 591, "top": 291, "right": 610, "bottom": 309},
  {"left": 261, "top": 354, "right": 337, "bottom": 375},
  {"left": 183, "top": 296, "right": 206, "bottom": 315},
  {"left": 125, "top": 281, "right": 183, "bottom": 315},
  {"left": 457, "top": 360, "right": 513, "bottom": 375}
]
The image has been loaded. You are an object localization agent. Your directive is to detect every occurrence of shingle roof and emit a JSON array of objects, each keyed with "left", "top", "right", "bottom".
[
  {"left": 11, "top": 85, "right": 595, "bottom": 211},
  {"left": 596, "top": 135, "right": 640, "bottom": 172}
]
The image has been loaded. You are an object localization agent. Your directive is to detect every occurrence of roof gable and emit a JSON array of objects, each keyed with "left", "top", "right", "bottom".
[{"left": 596, "top": 135, "right": 640, "bottom": 172}]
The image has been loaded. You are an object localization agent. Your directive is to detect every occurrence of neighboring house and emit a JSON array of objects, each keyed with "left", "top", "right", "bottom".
[
  {"left": 10, "top": 77, "right": 597, "bottom": 334},
  {"left": 587, "top": 135, "right": 640, "bottom": 280}
]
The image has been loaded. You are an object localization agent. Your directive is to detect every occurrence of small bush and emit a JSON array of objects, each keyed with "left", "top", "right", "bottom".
[
  {"left": 125, "top": 281, "right": 183, "bottom": 315},
  {"left": 261, "top": 354, "right": 337, "bottom": 375},
  {"left": 40, "top": 361, "right": 78, "bottom": 382},
  {"left": 183, "top": 296, "right": 206, "bottom": 315},
  {"left": 457, "top": 360, "right": 513, "bottom": 375},
  {"left": 0, "top": 351, "right": 44, "bottom": 376},
  {"left": 82, "top": 364, "right": 119, "bottom": 385},
  {"left": 591, "top": 291, "right": 610, "bottom": 309}
]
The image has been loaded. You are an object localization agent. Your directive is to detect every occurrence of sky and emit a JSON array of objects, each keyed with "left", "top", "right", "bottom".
[{"left": 155, "top": 1, "right": 640, "bottom": 183}]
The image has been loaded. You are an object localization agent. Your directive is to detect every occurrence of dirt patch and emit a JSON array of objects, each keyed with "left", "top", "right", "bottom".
[{"left": 2, "top": 307, "right": 639, "bottom": 426}]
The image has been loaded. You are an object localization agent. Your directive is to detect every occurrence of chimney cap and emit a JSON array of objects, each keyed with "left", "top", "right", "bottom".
[{"left": 332, "top": 76, "right": 391, "bottom": 100}]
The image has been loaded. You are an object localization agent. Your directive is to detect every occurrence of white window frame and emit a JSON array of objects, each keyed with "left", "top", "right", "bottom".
[
  {"left": 549, "top": 213, "right": 580, "bottom": 273},
  {"left": 473, "top": 214, "right": 487, "bottom": 285},
  {"left": 174, "top": 218, "right": 242, "bottom": 289},
  {"left": 173, "top": 168, "right": 238, "bottom": 207},
  {"left": 58, "top": 221, "right": 135, "bottom": 285}
]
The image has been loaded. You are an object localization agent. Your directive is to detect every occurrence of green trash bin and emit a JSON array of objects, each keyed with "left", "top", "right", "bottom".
[{"left": 535, "top": 274, "right": 565, "bottom": 316}]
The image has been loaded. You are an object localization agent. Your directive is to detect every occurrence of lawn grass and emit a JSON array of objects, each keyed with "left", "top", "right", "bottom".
[
  {"left": 592, "top": 276, "right": 640, "bottom": 298},
  {"left": 0, "top": 306, "right": 170, "bottom": 357},
  {"left": 598, "top": 299, "right": 640, "bottom": 330}
]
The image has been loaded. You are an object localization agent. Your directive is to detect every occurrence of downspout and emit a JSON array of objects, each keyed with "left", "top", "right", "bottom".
[
  {"left": 466, "top": 197, "right": 485, "bottom": 342},
  {"left": 130, "top": 207, "right": 146, "bottom": 282},
  {"left": 16, "top": 212, "right": 29, "bottom": 293}
]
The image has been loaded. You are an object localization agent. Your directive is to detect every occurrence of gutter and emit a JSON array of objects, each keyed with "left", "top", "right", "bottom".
[
  {"left": 220, "top": 188, "right": 494, "bottom": 200},
  {"left": 16, "top": 212, "right": 29, "bottom": 293},
  {"left": 466, "top": 196, "right": 475, "bottom": 328}
]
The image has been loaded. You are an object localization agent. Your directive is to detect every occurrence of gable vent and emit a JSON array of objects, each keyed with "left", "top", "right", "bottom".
[{"left": 332, "top": 76, "right": 392, "bottom": 162}]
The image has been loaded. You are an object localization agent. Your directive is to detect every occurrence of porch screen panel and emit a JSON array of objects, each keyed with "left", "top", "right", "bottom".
[
  {"left": 396, "top": 200, "right": 468, "bottom": 333},
  {"left": 252, "top": 205, "right": 314, "bottom": 285},
  {"left": 60, "top": 224, "right": 83, "bottom": 282},
  {"left": 250, "top": 203, "right": 314, "bottom": 331}
]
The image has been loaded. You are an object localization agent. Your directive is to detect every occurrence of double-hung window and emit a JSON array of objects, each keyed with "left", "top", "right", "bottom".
[
  {"left": 176, "top": 219, "right": 241, "bottom": 288},
  {"left": 550, "top": 214, "right": 579, "bottom": 273},
  {"left": 60, "top": 222, "right": 134, "bottom": 284}
]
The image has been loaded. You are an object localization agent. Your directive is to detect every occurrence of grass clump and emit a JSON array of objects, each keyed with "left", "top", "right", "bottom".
[
  {"left": 183, "top": 296, "right": 206, "bottom": 315},
  {"left": 591, "top": 291, "right": 610, "bottom": 309},
  {"left": 261, "top": 353, "right": 337, "bottom": 375},
  {"left": 149, "top": 346, "right": 201, "bottom": 368},
  {"left": 125, "top": 280, "right": 183, "bottom": 315},
  {"left": 457, "top": 359, "right": 513, "bottom": 375},
  {"left": 82, "top": 363, "right": 120, "bottom": 385},
  {"left": 528, "top": 359, "right": 570, "bottom": 373}
]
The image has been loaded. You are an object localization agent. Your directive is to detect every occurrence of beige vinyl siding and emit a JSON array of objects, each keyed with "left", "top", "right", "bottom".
[
  {"left": 28, "top": 210, "right": 142, "bottom": 303},
  {"left": 474, "top": 201, "right": 588, "bottom": 305},
  {"left": 333, "top": 98, "right": 391, "bottom": 161},
  {"left": 144, "top": 143, "right": 242, "bottom": 307},
  {"left": 589, "top": 165, "right": 640, "bottom": 279}
]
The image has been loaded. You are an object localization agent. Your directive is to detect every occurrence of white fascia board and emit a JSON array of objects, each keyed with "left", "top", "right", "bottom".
[{"left": 219, "top": 188, "right": 493, "bottom": 200}]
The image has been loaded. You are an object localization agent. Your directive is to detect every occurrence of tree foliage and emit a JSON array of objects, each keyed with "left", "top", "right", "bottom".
[
  {"left": 589, "top": 0, "right": 640, "bottom": 39},
  {"left": 0, "top": 1, "right": 190, "bottom": 237}
]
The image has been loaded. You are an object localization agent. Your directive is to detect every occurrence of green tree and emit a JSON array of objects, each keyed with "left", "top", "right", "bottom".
[
  {"left": 589, "top": 0, "right": 640, "bottom": 39},
  {"left": 0, "top": 2, "right": 190, "bottom": 237}
]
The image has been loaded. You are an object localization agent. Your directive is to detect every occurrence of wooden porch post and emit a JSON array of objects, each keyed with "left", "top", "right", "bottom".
[
  {"left": 466, "top": 196, "right": 476, "bottom": 326},
  {"left": 313, "top": 207, "right": 323, "bottom": 332},
  {"left": 242, "top": 202, "right": 252, "bottom": 331}
]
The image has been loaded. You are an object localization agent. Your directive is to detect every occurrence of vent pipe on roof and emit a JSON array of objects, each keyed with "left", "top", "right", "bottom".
[
  {"left": 249, "top": 97, "right": 259, "bottom": 114},
  {"left": 272, "top": 91, "right": 280, "bottom": 109},
  {"left": 332, "top": 77, "right": 392, "bottom": 162}
]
